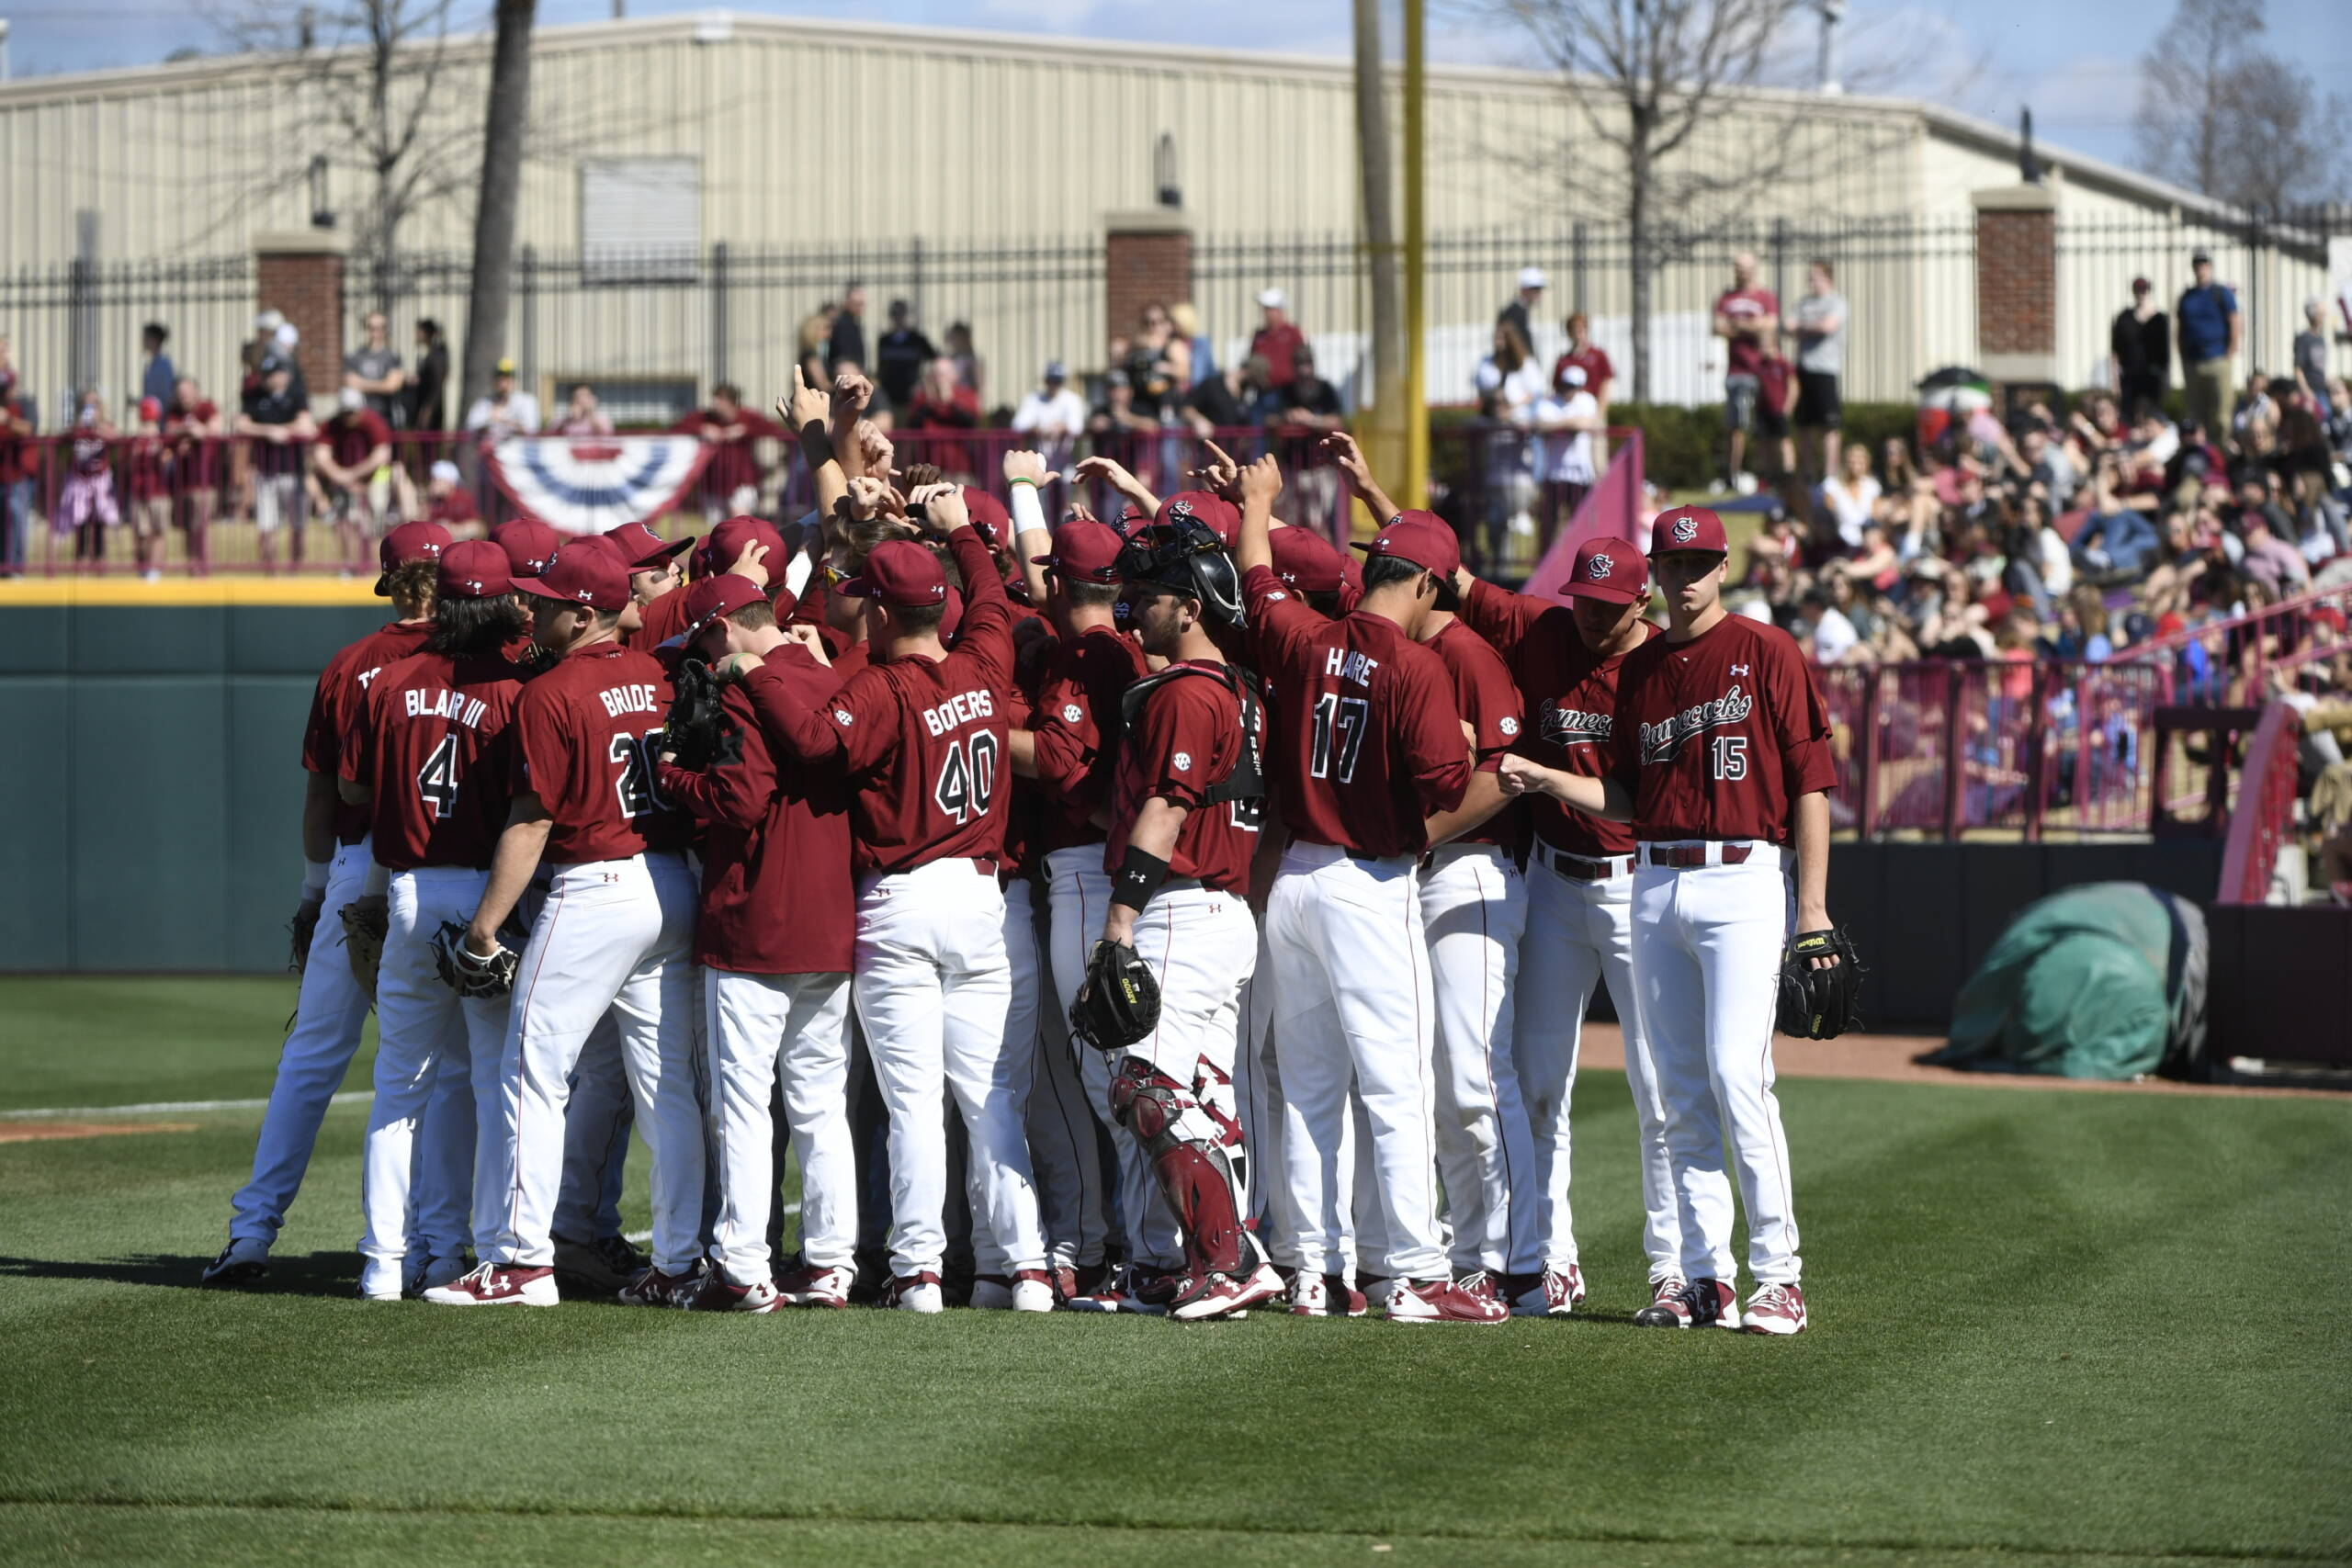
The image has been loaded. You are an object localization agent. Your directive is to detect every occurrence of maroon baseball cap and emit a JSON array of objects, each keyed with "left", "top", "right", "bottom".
[
  {"left": 961, "top": 486, "right": 1013, "bottom": 551},
  {"left": 680, "top": 572, "right": 767, "bottom": 645},
  {"left": 1351, "top": 510, "right": 1460, "bottom": 579},
  {"left": 1649, "top": 504, "right": 1729, "bottom": 557},
  {"left": 490, "top": 517, "right": 560, "bottom": 578},
  {"left": 941, "top": 584, "right": 964, "bottom": 640},
  {"left": 511, "top": 541, "right": 631, "bottom": 613},
  {"left": 603, "top": 519, "right": 693, "bottom": 570},
  {"left": 1270, "top": 525, "right": 1348, "bottom": 593},
  {"left": 1558, "top": 536, "right": 1647, "bottom": 604},
  {"left": 705, "top": 514, "right": 789, "bottom": 581},
  {"left": 1156, "top": 491, "right": 1241, "bottom": 548},
  {"left": 435, "top": 540, "right": 514, "bottom": 601},
  {"left": 839, "top": 538, "right": 947, "bottom": 608},
  {"left": 1031, "top": 519, "right": 1125, "bottom": 584},
  {"left": 373, "top": 519, "right": 451, "bottom": 596}
]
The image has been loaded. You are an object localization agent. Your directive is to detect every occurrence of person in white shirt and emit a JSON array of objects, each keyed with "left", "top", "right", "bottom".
[
  {"left": 462, "top": 357, "right": 541, "bottom": 445},
  {"left": 1010, "top": 359, "right": 1091, "bottom": 476},
  {"left": 1519, "top": 365, "right": 1604, "bottom": 554},
  {"left": 1816, "top": 441, "right": 1881, "bottom": 549},
  {"left": 1797, "top": 587, "right": 1860, "bottom": 664}
]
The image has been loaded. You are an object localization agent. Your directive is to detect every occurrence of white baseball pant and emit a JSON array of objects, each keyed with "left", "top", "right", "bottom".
[
  {"left": 1516, "top": 852, "right": 1682, "bottom": 1280},
  {"left": 553, "top": 1013, "right": 632, "bottom": 1247},
  {"left": 358, "top": 866, "right": 512, "bottom": 1270},
  {"left": 705, "top": 967, "right": 854, "bottom": 1287},
  {"left": 486, "top": 852, "right": 705, "bottom": 1276},
  {"left": 1233, "top": 919, "right": 1303, "bottom": 1268},
  {"left": 1419, "top": 843, "right": 1542, "bottom": 1277},
  {"left": 1044, "top": 845, "right": 1175, "bottom": 1269},
  {"left": 227, "top": 838, "right": 375, "bottom": 1245},
  {"left": 852, "top": 858, "right": 1046, "bottom": 1279},
  {"left": 989, "top": 879, "right": 1100, "bottom": 1273},
  {"left": 1264, "top": 841, "right": 1446, "bottom": 1281},
  {"left": 1629, "top": 843, "right": 1801, "bottom": 1288},
  {"left": 1122, "top": 886, "right": 1258, "bottom": 1115}
]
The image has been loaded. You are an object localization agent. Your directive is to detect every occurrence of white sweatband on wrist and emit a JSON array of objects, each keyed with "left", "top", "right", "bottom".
[
  {"left": 1008, "top": 480, "right": 1048, "bottom": 539},
  {"left": 784, "top": 549, "right": 815, "bottom": 604},
  {"left": 300, "top": 860, "right": 330, "bottom": 901}
]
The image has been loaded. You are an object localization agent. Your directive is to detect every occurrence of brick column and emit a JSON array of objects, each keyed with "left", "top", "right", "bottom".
[
  {"left": 1971, "top": 184, "right": 2057, "bottom": 396},
  {"left": 253, "top": 231, "right": 347, "bottom": 412},
  {"left": 1103, "top": 210, "right": 1192, "bottom": 361}
]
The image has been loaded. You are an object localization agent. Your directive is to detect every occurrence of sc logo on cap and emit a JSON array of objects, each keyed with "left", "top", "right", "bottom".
[
  {"left": 1588, "top": 552, "right": 1613, "bottom": 578},
  {"left": 1670, "top": 517, "right": 1698, "bottom": 545}
]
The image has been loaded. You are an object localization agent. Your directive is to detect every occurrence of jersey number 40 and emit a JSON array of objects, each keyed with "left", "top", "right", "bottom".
[{"left": 933, "top": 731, "right": 1001, "bottom": 826}]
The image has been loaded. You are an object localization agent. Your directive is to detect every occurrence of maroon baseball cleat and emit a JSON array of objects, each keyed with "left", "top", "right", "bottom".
[
  {"left": 1387, "top": 1278, "right": 1510, "bottom": 1325},
  {"left": 422, "top": 1262, "right": 557, "bottom": 1306},
  {"left": 1742, "top": 1282, "right": 1807, "bottom": 1336},
  {"left": 617, "top": 1263, "right": 707, "bottom": 1308},
  {"left": 1115, "top": 1265, "right": 1180, "bottom": 1316},
  {"left": 1170, "top": 1261, "right": 1284, "bottom": 1322},
  {"left": 693, "top": 1274, "right": 782, "bottom": 1314},
  {"left": 1456, "top": 1269, "right": 1500, "bottom": 1306},
  {"left": 775, "top": 1263, "right": 854, "bottom": 1309},
  {"left": 1634, "top": 1277, "right": 1740, "bottom": 1329}
]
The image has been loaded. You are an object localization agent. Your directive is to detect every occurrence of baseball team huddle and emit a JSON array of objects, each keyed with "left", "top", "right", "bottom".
[{"left": 198, "top": 367, "right": 1853, "bottom": 1336}]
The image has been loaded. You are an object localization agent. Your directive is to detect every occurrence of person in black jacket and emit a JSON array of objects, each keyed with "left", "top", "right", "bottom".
[{"left": 2111, "top": 277, "right": 2169, "bottom": 423}]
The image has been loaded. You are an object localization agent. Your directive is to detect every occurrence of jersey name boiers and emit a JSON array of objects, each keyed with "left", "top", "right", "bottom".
[{"left": 922, "top": 688, "right": 996, "bottom": 736}]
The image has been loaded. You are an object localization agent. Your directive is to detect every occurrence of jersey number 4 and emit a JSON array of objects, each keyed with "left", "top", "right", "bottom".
[
  {"left": 1308, "top": 694, "right": 1370, "bottom": 784},
  {"left": 416, "top": 734, "right": 461, "bottom": 820},
  {"left": 1710, "top": 735, "right": 1748, "bottom": 781},
  {"left": 933, "top": 732, "right": 1001, "bottom": 826},
  {"left": 609, "top": 730, "right": 669, "bottom": 818}
]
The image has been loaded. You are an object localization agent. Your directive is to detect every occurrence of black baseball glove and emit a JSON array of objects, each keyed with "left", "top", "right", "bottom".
[
  {"left": 1776, "top": 927, "right": 1863, "bottom": 1040},
  {"left": 660, "top": 657, "right": 732, "bottom": 771},
  {"left": 431, "top": 919, "right": 519, "bottom": 1000},
  {"left": 1068, "top": 940, "right": 1161, "bottom": 1053}
]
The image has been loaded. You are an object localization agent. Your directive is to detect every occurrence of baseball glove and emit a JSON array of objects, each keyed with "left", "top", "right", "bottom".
[
  {"left": 1068, "top": 940, "right": 1162, "bottom": 1053},
  {"left": 288, "top": 896, "right": 323, "bottom": 975},
  {"left": 1776, "top": 927, "right": 1863, "bottom": 1040},
  {"left": 340, "top": 896, "right": 389, "bottom": 998},
  {"left": 431, "top": 919, "right": 519, "bottom": 1000},
  {"left": 661, "top": 657, "right": 731, "bottom": 771}
]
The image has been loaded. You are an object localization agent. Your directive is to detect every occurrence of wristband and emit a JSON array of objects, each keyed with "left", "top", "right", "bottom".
[
  {"left": 1109, "top": 846, "right": 1170, "bottom": 916},
  {"left": 300, "top": 860, "right": 330, "bottom": 901},
  {"left": 1007, "top": 477, "right": 1039, "bottom": 488},
  {"left": 1007, "top": 479, "right": 1048, "bottom": 538}
]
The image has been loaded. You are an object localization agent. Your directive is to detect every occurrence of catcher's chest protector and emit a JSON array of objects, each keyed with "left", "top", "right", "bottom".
[{"left": 1117, "top": 661, "right": 1269, "bottom": 817}]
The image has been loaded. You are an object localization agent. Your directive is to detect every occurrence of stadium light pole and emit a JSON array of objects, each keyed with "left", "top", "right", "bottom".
[{"left": 1402, "top": 0, "right": 1428, "bottom": 508}]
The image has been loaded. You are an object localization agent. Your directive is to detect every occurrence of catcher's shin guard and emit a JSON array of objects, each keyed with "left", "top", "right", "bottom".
[{"left": 1110, "top": 1056, "right": 1250, "bottom": 1276}]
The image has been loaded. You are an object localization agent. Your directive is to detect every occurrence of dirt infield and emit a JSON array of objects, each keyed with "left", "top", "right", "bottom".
[
  {"left": 1577, "top": 1024, "right": 2346, "bottom": 1099},
  {"left": 0, "top": 1121, "right": 198, "bottom": 1145}
]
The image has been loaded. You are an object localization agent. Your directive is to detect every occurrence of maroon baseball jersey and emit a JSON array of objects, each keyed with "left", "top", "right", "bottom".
[
  {"left": 740, "top": 525, "right": 1013, "bottom": 874},
  {"left": 303, "top": 621, "right": 432, "bottom": 846},
  {"left": 1457, "top": 578, "right": 1645, "bottom": 858},
  {"left": 1028, "top": 623, "right": 1148, "bottom": 858},
  {"left": 509, "top": 639, "right": 690, "bottom": 864},
  {"left": 1240, "top": 565, "right": 1469, "bottom": 857},
  {"left": 658, "top": 651, "right": 853, "bottom": 975},
  {"left": 342, "top": 649, "right": 532, "bottom": 871},
  {"left": 1104, "top": 660, "right": 1261, "bottom": 894},
  {"left": 629, "top": 581, "right": 692, "bottom": 651},
  {"left": 324, "top": 408, "right": 391, "bottom": 468},
  {"left": 1425, "top": 618, "right": 1524, "bottom": 849},
  {"left": 1608, "top": 614, "right": 1837, "bottom": 844}
]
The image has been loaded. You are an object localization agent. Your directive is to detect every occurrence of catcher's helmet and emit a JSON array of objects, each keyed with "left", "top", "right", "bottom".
[{"left": 1114, "top": 517, "right": 1243, "bottom": 626}]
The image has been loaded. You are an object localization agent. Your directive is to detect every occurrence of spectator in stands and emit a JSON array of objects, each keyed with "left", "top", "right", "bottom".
[
  {"left": 2292, "top": 299, "right": 2332, "bottom": 423},
  {"left": 1522, "top": 362, "right": 1603, "bottom": 556},
  {"left": 141, "top": 322, "right": 176, "bottom": 411},
  {"left": 942, "top": 321, "right": 984, "bottom": 400},
  {"left": 313, "top": 387, "right": 394, "bottom": 570},
  {"left": 797, "top": 300, "right": 839, "bottom": 389},
  {"left": 1182, "top": 355, "right": 1261, "bottom": 439},
  {"left": 0, "top": 381, "right": 35, "bottom": 576},
  {"left": 2177, "top": 249, "right": 2239, "bottom": 446},
  {"left": 903, "top": 356, "right": 982, "bottom": 479},
  {"left": 1250, "top": 289, "right": 1306, "bottom": 390},
  {"left": 424, "top": 460, "right": 481, "bottom": 537},
  {"left": 2071, "top": 451, "right": 2162, "bottom": 582},
  {"left": 1010, "top": 360, "right": 1090, "bottom": 469},
  {"left": 1713, "top": 251, "right": 1780, "bottom": 493},
  {"left": 1795, "top": 585, "right": 1860, "bottom": 665},
  {"left": 1499, "top": 266, "right": 1544, "bottom": 346},
  {"left": 874, "top": 300, "right": 936, "bottom": 411},
  {"left": 60, "top": 391, "right": 120, "bottom": 566},
  {"left": 1087, "top": 369, "right": 1157, "bottom": 443},
  {"left": 2325, "top": 379, "right": 2352, "bottom": 458},
  {"left": 1169, "top": 301, "right": 1215, "bottom": 389},
  {"left": 1268, "top": 344, "right": 1344, "bottom": 434},
  {"left": 1788, "top": 259, "right": 1846, "bottom": 483},
  {"left": 1553, "top": 311, "right": 1613, "bottom": 468},
  {"left": 549, "top": 383, "right": 614, "bottom": 437},
  {"left": 2236, "top": 502, "right": 2313, "bottom": 599},
  {"left": 1819, "top": 440, "right": 1880, "bottom": 549},
  {"left": 2232, "top": 370, "right": 2275, "bottom": 445},
  {"left": 676, "top": 383, "right": 778, "bottom": 523},
  {"left": 407, "top": 319, "right": 448, "bottom": 433},
  {"left": 463, "top": 358, "right": 540, "bottom": 445},
  {"left": 2018, "top": 423, "right": 2080, "bottom": 513},
  {"left": 127, "top": 396, "right": 170, "bottom": 581},
  {"left": 164, "top": 377, "right": 222, "bottom": 567},
  {"left": 828, "top": 282, "right": 869, "bottom": 379},
  {"left": 344, "top": 311, "right": 405, "bottom": 427},
  {"left": 2110, "top": 277, "right": 2169, "bottom": 422},
  {"left": 237, "top": 356, "right": 314, "bottom": 568},
  {"left": 1117, "top": 302, "right": 1182, "bottom": 424}
]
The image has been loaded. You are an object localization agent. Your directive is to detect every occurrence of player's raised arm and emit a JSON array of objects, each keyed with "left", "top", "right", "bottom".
[{"left": 1236, "top": 454, "right": 1281, "bottom": 579}]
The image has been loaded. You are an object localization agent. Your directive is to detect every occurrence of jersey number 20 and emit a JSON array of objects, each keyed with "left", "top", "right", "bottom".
[
  {"left": 933, "top": 732, "right": 1001, "bottom": 826},
  {"left": 609, "top": 730, "right": 669, "bottom": 818}
]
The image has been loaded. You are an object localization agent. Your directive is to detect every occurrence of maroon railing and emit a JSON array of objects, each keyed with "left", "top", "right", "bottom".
[{"left": 2212, "top": 704, "right": 2306, "bottom": 904}]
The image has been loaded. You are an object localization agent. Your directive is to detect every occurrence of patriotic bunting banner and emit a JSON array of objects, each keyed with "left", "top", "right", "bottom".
[{"left": 482, "top": 435, "right": 711, "bottom": 534}]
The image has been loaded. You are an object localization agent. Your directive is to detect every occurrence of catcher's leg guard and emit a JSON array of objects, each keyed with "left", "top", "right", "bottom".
[{"left": 1110, "top": 1056, "right": 1249, "bottom": 1276}]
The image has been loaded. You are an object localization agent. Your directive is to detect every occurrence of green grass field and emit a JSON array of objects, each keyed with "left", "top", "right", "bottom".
[{"left": 2, "top": 977, "right": 2346, "bottom": 1567}]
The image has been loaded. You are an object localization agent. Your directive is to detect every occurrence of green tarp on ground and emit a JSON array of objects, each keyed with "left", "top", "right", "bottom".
[{"left": 1930, "top": 881, "right": 2209, "bottom": 1080}]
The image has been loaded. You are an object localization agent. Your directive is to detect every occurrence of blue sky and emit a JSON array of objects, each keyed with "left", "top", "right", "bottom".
[{"left": 6, "top": 0, "right": 2348, "bottom": 178}]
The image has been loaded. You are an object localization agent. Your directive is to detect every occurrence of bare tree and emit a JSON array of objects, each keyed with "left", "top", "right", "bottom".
[
  {"left": 2135, "top": 0, "right": 2348, "bottom": 214},
  {"left": 459, "top": 0, "right": 536, "bottom": 420}
]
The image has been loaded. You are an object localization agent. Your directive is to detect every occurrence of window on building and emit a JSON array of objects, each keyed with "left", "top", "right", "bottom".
[{"left": 580, "top": 157, "right": 700, "bottom": 285}]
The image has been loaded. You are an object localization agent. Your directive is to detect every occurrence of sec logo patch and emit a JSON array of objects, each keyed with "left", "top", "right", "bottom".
[
  {"left": 1173, "top": 751, "right": 1193, "bottom": 772},
  {"left": 833, "top": 710, "right": 854, "bottom": 727},
  {"left": 1498, "top": 716, "right": 1520, "bottom": 737},
  {"left": 1062, "top": 704, "right": 1083, "bottom": 724}
]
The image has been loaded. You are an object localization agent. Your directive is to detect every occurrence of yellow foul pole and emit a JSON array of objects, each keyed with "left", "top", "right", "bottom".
[{"left": 1402, "top": 0, "right": 1428, "bottom": 508}]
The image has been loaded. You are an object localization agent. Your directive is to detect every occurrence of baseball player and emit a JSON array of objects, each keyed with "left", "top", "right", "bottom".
[
  {"left": 424, "top": 542, "right": 705, "bottom": 1307},
  {"left": 605, "top": 519, "right": 695, "bottom": 645},
  {"left": 200, "top": 520, "right": 450, "bottom": 1288},
  {"left": 652, "top": 573, "right": 860, "bottom": 1311},
  {"left": 338, "top": 540, "right": 533, "bottom": 1299},
  {"left": 1079, "top": 515, "right": 1284, "bottom": 1321},
  {"left": 1453, "top": 535, "right": 1683, "bottom": 1315},
  {"left": 731, "top": 489, "right": 1049, "bottom": 1314},
  {"left": 1231, "top": 456, "right": 1505, "bottom": 1325},
  {"left": 1010, "top": 491, "right": 1162, "bottom": 1301},
  {"left": 491, "top": 517, "right": 560, "bottom": 581},
  {"left": 1498, "top": 505, "right": 1838, "bottom": 1336}
]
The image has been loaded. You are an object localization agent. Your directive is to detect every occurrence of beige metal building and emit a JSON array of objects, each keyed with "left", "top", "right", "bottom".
[{"left": 0, "top": 11, "right": 2333, "bottom": 413}]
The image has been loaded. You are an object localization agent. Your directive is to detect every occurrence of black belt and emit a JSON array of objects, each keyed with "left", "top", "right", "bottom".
[{"left": 1532, "top": 841, "right": 1633, "bottom": 881}]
